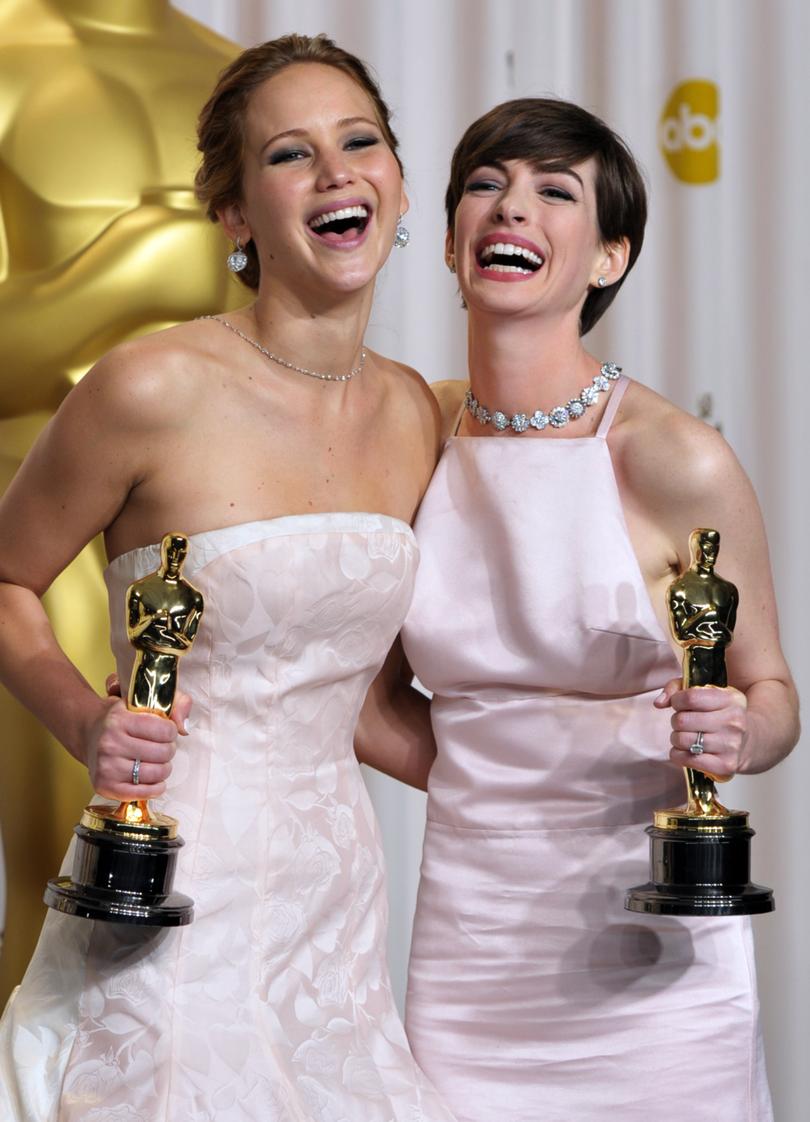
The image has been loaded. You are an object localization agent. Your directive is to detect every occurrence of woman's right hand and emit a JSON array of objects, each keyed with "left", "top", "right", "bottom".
[{"left": 85, "top": 686, "right": 191, "bottom": 802}]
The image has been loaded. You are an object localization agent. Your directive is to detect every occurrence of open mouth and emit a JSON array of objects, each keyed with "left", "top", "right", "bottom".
[
  {"left": 477, "top": 241, "right": 544, "bottom": 275},
  {"left": 308, "top": 205, "right": 370, "bottom": 244}
]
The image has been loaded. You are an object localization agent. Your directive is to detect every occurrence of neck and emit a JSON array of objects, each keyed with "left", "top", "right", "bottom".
[
  {"left": 467, "top": 307, "right": 596, "bottom": 412},
  {"left": 249, "top": 281, "right": 374, "bottom": 378},
  {"left": 56, "top": 0, "right": 170, "bottom": 33}
]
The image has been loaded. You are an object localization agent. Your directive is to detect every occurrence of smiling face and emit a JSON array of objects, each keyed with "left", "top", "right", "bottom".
[
  {"left": 444, "top": 98, "right": 647, "bottom": 334},
  {"left": 449, "top": 157, "right": 625, "bottom": 326},
  {"left": 221, "top": 62, "right": 407, "bottom": 301}
]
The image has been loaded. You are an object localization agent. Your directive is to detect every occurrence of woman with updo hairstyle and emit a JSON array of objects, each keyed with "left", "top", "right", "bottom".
[
  {"left": 0, "top": 34, "right": 455, "bottom": 1122},
  {"left": 389, "top": 97, "right": 795, "bottom": 1120}
]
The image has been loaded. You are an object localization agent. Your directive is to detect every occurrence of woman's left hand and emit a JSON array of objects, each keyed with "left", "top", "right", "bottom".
[
  {"left": 654, "top": 679, "right": 748, "bottom": 778},
  {"left": 105, "top": 673, "right": 191, "bottom": 737}
]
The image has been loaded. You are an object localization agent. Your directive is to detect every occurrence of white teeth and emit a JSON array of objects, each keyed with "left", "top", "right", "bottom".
[
  {"left": 309, "top": 205, "right": 368, "bottom": 229},
  {"left": 486, "top": 263, "right": 533, "bottom": 274},
  {"left": 479, "top": 242, "right": 543, "bottom": 267}
]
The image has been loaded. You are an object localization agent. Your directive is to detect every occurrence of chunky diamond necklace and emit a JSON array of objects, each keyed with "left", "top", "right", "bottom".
[
  {"left": 199, "top": 315, "right": 366, "bottom": 382},
  {"left": 465, "top": 361, "right": 622, "bottom": 433}
]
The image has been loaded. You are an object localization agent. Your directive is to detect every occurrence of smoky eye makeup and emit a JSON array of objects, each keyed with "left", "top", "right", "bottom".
[
  {"left": 464, "top": 167, "right": 505, "bottom": 192},
  {"left": 267, "top": 146, "right": 309, "bottom": 165},
  {"left": 539, "top": 183, "right": 576, "bottom": 201}
]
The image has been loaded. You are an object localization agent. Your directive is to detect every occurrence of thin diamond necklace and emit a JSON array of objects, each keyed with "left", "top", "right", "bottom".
[{"left": 199, "top": 315, "right": 366, "bottom": 383}]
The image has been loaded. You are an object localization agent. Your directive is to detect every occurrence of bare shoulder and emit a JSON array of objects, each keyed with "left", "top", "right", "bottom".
[
  {"left": 430, "top": 378, "right": 468, "bottom": 440},
  {"left": 371, "top": 351, "right": 442, "bottom": 449},
  {"left": 65, "top": 321, "right": 214, "bottom": 431},
  {"left": 611, "top": 379, "right": 760, "bottom": 567},
  {"left": 612, "top": 380, "right": 746, "bottom": 501}
]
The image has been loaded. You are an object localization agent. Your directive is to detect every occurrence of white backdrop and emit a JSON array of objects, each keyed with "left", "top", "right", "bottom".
[{"left": 175, "top": 3, "right": 809, "bottom": 1118}]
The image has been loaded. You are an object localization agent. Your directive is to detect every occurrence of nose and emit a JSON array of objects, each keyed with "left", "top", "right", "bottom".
[
  {"left": 315, "top": 147, "right": 354, "bottom": 192},
  {"left": 492, "top": 184, "right": 528, "bottom": 225}
]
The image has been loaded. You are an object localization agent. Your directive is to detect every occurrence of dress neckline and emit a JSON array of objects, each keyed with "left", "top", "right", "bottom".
[{"left": 105, "top": 511, "right": 416, "bottom": 576}]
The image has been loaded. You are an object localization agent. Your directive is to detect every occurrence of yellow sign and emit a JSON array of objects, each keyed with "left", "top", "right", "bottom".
[{"left": 659, "top": 80, "right": 720, "bottom": 184}]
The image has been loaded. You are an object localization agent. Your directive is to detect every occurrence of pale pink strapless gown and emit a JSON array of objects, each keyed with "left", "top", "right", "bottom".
[
  {"left": 0, "top": 514, "right": 457, "bottom": 1122},
  {"left": 402, "top": 378, "right": 772, "bottom": 1122}
]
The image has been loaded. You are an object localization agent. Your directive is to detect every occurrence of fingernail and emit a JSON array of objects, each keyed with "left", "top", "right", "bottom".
[{"left": 654, "top": 690, "right": 666, "bottom": 703}]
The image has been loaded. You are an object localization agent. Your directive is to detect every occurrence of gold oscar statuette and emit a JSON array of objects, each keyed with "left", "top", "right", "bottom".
[
  {"left": 625, "top": 529, "right": 774, "bottom": 916},
  {"left": 44, "top": 533, "right": 204, "bottom": 926}
]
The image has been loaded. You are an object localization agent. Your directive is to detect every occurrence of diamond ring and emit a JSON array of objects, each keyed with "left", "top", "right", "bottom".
[
  {"left": 132, "top": 758, "right": 141, "bottom": 785},
  {"left": 688, "top": 732, "right": 705, "bottom": 756}
]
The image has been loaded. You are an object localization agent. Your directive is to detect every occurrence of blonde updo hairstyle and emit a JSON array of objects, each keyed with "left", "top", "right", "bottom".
[{"left": 195, "top": 33, "right": 403, "bottom": 291}]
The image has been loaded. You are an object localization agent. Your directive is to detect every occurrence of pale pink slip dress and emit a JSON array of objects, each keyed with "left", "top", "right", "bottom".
[{"left": 402, "top": 377, "right": 772, "bottom": 1122}]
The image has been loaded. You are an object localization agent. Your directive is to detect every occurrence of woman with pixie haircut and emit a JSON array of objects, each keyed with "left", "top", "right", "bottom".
[{"left": 397, "top": 98, "right": 796, "bottom": 1121}]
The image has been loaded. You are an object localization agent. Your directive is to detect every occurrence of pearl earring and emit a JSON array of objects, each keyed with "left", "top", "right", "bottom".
[
  {"left": 227, "top": 238, "right": 248, "bottom": 273},
  {"left": 597, "top": 275, "right": 608, "bottom": 288}
]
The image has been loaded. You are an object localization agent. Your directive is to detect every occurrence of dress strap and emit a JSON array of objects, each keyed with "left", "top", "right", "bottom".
[{"left": 596, "top": 374, "right": 629, "bottom": 438}]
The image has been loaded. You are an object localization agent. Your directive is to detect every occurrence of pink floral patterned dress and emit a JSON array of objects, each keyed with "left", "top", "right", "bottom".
[{"left": 0, "top": 514, "right": 456, "bottom": 1122}]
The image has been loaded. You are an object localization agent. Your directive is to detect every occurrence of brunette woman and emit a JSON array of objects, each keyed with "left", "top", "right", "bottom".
[{"left": 395, "top": 98, "right": 796, "bottom": 1122}]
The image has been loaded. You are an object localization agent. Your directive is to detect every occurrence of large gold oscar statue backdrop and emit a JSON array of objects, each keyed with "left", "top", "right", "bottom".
[{"left": 0, "top": 0, "right": 238, "bottom": 1005}]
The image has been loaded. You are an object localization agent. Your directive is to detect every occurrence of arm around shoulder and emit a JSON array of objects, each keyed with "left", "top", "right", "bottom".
[{"left": 430, "top": 379, "right": 467, "bottom": 443}]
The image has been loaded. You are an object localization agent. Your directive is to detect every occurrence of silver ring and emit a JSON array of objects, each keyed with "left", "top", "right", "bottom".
[
  {"left": 131, "top": 758, "right": 141, "bottom": 785},
  {"left": 688, "top": 731, "right": 705, "bottom": 756}
]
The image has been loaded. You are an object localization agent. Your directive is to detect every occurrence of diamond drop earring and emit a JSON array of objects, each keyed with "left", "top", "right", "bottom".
[
  {"left": 227, "top": 238, "right": 248, "bottom": 273},
  {"left": 394, "top": 216, "right": 410, "bottom": 249}
]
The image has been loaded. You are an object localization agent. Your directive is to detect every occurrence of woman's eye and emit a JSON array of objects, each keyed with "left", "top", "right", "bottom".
[
  {"left": 466, "top": 179, "right": 501, "bottom": 193},
  {"left": 540, "top": 185, "right": 574, "bottom": 201},
  {"left": 268, "top": 148, "right": 308, "bottom": 165},
  {"left": 345, "top": 135, "right": 379, "bottom": 151}
]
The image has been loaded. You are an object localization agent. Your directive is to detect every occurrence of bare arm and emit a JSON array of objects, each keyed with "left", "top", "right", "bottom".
[
  {"left": 0, "top": 352, "right": 185, "bottom": 798},
  {"left": 619, "top": 403, "right": 799, "bottom": 777},
  {"left": 355, "top": 638, "right": 436, "bottom": 791}
]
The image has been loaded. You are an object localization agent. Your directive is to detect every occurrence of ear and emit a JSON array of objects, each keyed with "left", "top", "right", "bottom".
[
  {"left": 590, "top": 237, "right": 630, "bottom": 289},
  {"left": 217, "top": 201, "right": 252, "bottom": 246},
  {"left": 444, "top": 228, "right": 455, "bottom": 271},
  {"left": 399, "top": 185, "right": 410, "bottom": 218}
]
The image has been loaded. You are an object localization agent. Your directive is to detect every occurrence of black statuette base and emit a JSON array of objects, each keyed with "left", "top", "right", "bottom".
[
  {"left": 44, "top": 822, "right": 193, "bottom": 927},
  {"left": 625, "top": 821, "right": 774, "bottom": 917}
]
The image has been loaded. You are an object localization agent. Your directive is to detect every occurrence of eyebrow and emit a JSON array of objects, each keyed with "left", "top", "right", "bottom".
[
  {"left": 540, "top": 165, "right": 584, "bottom": 188},
  {"left": 260, "top": 116, "right": 380, "bottom": 155},
  {"left": 473, "top": 161, "right": 585, "bottom": 189}
]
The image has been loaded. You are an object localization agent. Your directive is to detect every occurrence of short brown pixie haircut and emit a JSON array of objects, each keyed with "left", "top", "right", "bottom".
[
  {"left": 195, "top": 33, "right": 402, "bottom": 292},
  {"left": 445, "top": 98, "right": 647, "bottom": 335}
]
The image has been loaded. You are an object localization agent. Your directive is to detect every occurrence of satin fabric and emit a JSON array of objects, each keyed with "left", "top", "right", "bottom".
[
  {"left": 0, "top": 514, "right": 456, "bottom": 1122},
  {"left": 402, "top": 379, "right": 772, "bottom": 1122}
]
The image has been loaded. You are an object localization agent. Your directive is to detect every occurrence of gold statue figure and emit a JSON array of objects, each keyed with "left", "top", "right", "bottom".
[
  {"left": 45, "top": 531, "right": 203, "bottom": 924},
  {"left": 126, "top": 534, "right": 204, "bottom": 717},
  {"left": 0, "top": 0, "right": 236, "bottom": 999},
  {"left": 667, "top": 528, "right": 737, "bottom": 817},
  {"left": 112, "top": 533, "right": 204, "bottom": 828},
  {"left": 627, "top": 525, "right": 774, "bottom": 915}
]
